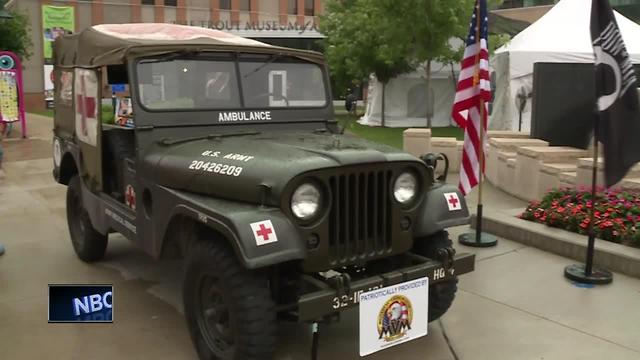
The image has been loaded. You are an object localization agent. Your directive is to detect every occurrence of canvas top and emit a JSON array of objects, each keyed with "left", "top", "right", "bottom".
[{"left": 53, "top": 23, "right": 324, "bottom": 67}]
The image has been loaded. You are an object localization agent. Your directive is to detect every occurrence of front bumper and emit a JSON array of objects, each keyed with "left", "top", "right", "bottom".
[{"left": 297, "top": 252, "right": 475, "bottom": 321}]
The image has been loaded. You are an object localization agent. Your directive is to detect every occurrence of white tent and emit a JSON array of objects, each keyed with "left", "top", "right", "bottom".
[
  {"left": 359, "top": 61, "right": 459, "bottom": 128},
  {"left": 491, "top": 0, "right": 640, "bottom": 132}
]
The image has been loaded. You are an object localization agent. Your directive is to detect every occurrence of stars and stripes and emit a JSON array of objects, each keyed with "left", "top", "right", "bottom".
[{"left": 451, "top": 0, "right": 491, "bottom": 196}]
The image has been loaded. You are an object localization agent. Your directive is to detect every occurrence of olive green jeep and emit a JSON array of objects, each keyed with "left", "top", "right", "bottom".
[{"left": 52, "top": 24, "right": 474, "bottom": 359}]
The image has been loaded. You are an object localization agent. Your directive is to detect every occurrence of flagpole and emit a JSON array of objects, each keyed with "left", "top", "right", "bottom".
[
  {"left": 564, "top": 105, "right": 612, "bottom": 284},
  {"left": 458, "top": 0, "right": 497, "bottom": 248}
]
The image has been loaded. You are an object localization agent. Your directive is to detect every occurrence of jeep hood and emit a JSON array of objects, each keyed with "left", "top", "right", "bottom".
[{"left": 141, "top": 131, "right": 422, "bottom": 205}]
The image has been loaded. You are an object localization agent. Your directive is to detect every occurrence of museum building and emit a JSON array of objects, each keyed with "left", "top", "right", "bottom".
[{"left": 8, "top": 0, "right": 325, "bottom": 110}]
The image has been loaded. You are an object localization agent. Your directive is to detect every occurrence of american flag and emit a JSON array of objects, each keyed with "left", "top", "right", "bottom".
[{"left": 451, "top": 0, "right": 491, "bottom": 196}]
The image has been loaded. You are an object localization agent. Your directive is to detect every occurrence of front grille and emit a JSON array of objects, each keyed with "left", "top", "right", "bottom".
[{"left": 328, "top": 170, "right": 393, "bottom": 264}]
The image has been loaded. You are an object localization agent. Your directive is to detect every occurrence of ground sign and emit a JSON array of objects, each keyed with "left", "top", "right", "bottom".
[{"left": 359, "top": 277, "right": 429, "bottom": 356}]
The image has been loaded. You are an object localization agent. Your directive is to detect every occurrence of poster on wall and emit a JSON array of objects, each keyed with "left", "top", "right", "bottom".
[
  {"left": 74, "top": 68, "right": 98, "bottom": 147},
  {"left": 42, "top": 5, "right": 75, "bottom": 61},
  {"left": 44, "top": 65, "right": 54, "bottom": 108}
]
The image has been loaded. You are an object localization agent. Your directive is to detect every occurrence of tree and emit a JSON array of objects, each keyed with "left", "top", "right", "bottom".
[
  {"left": 321, "top": 0, "right": 412, "bottom": 126},
  {"left": 322, "top": 0, "right": 508, "bottom": 127},
  {"left": 0, "top": 5, "right": 33, "bottom": 60}
]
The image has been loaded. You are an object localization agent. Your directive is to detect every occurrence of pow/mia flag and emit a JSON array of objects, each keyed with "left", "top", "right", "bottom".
[{"left": 590, "top": 0, "right": 640, "bottom": 187}]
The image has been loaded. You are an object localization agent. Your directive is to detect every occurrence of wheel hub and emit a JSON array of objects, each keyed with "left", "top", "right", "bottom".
[{"left": 197, "top": 275, "right": 236, "bottom": 358}]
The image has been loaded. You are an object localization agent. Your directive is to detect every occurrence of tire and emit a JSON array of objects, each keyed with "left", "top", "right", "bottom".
[
  {"left": 413, "top": 231, "right": 458, "bottom": 322},
  {"left": 183, "top": 240, "right": 276, "bottom": 360},
  {"left": 66, "top": 175, "right": 108, "bottom": 262}
]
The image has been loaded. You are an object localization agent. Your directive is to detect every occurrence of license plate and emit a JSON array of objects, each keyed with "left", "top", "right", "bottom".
[{"left": 358, "top": 277, "right": 429, "bottom": 356}]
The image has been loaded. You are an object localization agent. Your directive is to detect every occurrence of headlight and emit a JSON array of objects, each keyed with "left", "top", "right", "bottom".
[
  {"left": 291, "top": 183, "right": 321, "bottom": 220},
  {"left": 394, "top": 172, "right": 417, "bottom": 204}
]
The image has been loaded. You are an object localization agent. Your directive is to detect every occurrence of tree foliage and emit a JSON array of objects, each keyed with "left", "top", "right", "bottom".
[
  {"left": 320, "top": 0, "right": 412, "bottom": 91},
  {"left": 0, "top": 9, "right": 33, "bottom": 60}
]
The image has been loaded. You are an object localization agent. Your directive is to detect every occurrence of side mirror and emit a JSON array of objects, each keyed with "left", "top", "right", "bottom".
[{"left": 420, "top": 152, "right": 449, "bottom": 183}]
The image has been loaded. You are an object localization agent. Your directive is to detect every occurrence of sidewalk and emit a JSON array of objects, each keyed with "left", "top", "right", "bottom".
[{"left": 0, "top": 114, "right": 639, "bottom": 359}]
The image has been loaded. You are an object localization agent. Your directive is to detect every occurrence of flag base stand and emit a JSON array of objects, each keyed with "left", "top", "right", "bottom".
[
  {"left": 564, "top": 264, "right": 613, "bottom": 285},
  {"left": 458, "top": 232, "right": 498, "bottom": 247}
]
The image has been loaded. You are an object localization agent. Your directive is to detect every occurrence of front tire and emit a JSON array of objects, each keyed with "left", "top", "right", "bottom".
[
  {"left": 66, "top": 175, "right": 108, "bottom": 262},
  {"left": 183, "top": 240, "right": 276, "bottom": 360},
  {"left": 414, "top": 231, "right": 458, "bottom": 322}
]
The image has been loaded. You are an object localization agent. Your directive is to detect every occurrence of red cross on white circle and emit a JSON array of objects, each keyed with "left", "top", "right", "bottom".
[
  {"left": 125, "top": 185, "right": 136, "bottom": 211},
  {"left": 444, "top": 192, "right": 461, "bottom": 211}
]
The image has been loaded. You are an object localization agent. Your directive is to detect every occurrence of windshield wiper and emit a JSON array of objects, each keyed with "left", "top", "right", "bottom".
[
  {"left": 243, "top": 54, "right": 282, "bottom": 78},
  {"left": 159, "top": 130, "right": 261, "bottom": 146}
]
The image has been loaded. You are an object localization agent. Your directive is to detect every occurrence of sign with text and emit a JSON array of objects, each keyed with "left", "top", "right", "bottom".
[
  {"left": 42, "top": 5, "right": 75, "bottom": 60},
  {"left": 358, "top": 277, "right": 429, "bottom": 356},
  {"left": 48, "top": 285, "right": 113, "bottom": 323}
]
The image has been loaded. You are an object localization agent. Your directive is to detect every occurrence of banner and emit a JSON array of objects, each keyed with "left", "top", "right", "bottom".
[{"left": 42, "top": 5, "right": 75, "bottom": 60}]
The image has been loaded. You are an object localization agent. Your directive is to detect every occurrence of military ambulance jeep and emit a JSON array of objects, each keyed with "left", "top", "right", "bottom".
[{"left": 52, "top": 24, "right": 475, "bottom": 359}]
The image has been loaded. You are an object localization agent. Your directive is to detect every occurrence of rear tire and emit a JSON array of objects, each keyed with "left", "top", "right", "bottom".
[
  {"left": 183, "top": 240, "right": 276, "bottom": 360},
  {"left": 66, "top": 175, "right": 108, "bottom": 262},
  {"left": 414, "top": 231, "right": 458, "bottom": 322}
]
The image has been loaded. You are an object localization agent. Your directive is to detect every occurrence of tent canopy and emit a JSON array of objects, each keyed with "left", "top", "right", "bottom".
[{"left": 491, "top": 0, "right": 640, "bottom": 131}]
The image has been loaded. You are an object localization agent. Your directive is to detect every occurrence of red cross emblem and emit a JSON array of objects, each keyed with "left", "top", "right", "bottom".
[
  {"left": 444, "top": 192, "right": 461, "bottom": 211},
  {"left": 76, "top": 75, "right": 96, "bottom": 137},
  {"left": 125, "top": 185, "right": 136, "bottom": 211},
  {"left": 250, "top": 220, "right": 278, "bottom": 245}
]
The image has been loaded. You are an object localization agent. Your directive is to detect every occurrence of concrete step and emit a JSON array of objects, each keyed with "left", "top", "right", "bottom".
[
  {"left": 621, "top": 178, "right": 640, "bottom": 190},
  {"left": 486, "top": 130, "right": 530, "bottom": 139},
  {"left": 497, "top": 151, "right": 517, "bottom": 161},
  {"left": 489, "top": 138, "right": 549, "bottom": 153},
  {"left": 517, "top": 146, "right": 590, "bottom": 162},
  {"left": 540, "top": 163, "right": 578, "bottom": 175},
  {"left": 559, "top": 172, "right": 577, "bottom": 185}
]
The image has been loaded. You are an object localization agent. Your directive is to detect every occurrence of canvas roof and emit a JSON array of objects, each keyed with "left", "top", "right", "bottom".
[
  {"left": 53, "top": 23, "right": 324, "bottom": 67},
  {"left": 495, "top": 0, "right": 640, "bottom": 79}
]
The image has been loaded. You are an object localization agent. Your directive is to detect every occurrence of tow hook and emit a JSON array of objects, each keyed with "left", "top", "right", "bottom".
[
  {"left": 437, "top": 246, "right": 456, "bottom": 271},
  {"left": 319, "top": 270, "right": 352, "bottom": 299}
]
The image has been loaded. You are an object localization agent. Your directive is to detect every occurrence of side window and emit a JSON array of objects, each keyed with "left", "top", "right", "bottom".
[
  {"left": 268, "top": 70, "right": 287, "bottom": 107},
  {"left": 74, "top": 68, "right": 99, "bottom": 146},
  {"left": 57, "top": 70, "right": 73, "bottom": 106},
  {"left": 137, "top": 59, "right": 240, "bottom": 110}
]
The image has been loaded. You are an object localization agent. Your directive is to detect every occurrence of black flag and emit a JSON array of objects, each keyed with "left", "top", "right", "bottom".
[{"left": 590, "top": 0, "right": 640, "bottom": 187}]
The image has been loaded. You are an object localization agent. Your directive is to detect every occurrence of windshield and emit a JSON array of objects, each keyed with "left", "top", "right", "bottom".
[{"left": 136, "top": 54, "right": 327, "bottom": 111}]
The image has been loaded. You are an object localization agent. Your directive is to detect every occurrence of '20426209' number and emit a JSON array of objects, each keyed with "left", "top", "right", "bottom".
[{"left": 188, "top": 161, "right": 243, "bottom": 177}]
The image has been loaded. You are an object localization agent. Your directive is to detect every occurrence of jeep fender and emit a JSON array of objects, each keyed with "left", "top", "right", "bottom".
[
  {"left": 158, "top": 187, "right": 307, "bottom": 270},
  {"left": 414, "top": 183, "right": 470, "bottom": 237}
]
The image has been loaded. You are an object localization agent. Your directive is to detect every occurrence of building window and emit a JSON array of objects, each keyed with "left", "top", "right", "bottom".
[
  {"left": 305, "top": 0, "right": 314, "bottom": 16},
  {"left": 288, "top": 0, "right": 297, "bottom": 14},
  {"left": 240, "top": 0, "right": 251, "bottom": 11},
  {"left": 164, "top": 0, "right": 177, "bottom": 6},
  {"left": 219, "top": 0, "right": 231, "bottom": 10},
  {"left": 141, "top": 0, "right": 154, "bottom": 5}
]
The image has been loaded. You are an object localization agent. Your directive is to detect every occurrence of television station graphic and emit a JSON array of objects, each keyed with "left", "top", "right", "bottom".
[
  {"left": 48, "top": 284, "right": 113, "bottom": 323},
  {"left": 359, "top": 277, "right": 429, "bottom": 356}
]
